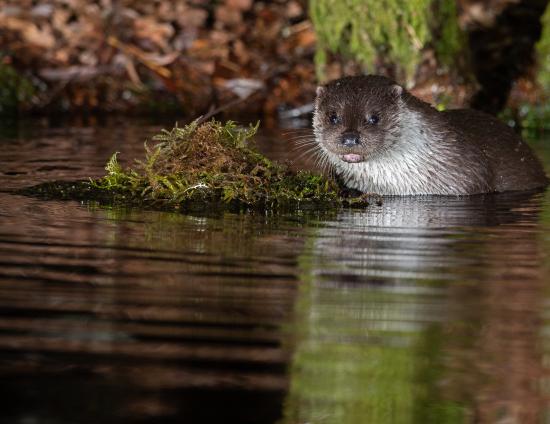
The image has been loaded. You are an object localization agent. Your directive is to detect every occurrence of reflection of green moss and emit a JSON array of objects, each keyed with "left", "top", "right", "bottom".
[
  {"left": 285, "top": 345, "right": 415, "bottom": 423},
  {"left": 413, "top": 326, "right": 466, "bottom": 423},
  {"left": 310, "top": 0, "right": 464, "bottom": 81},
  {"left": 282, "top": 253, "right": 468, "bottom": 423},
  {"left": 0, "top": 61, "right": 35, "bottom": 115},
  {"left": 87, "top": 204, "right": 319, "bottom": 258},
  {"left": 282, "top": 284, "right": 468, "bottom": 423},
  {"left": 21, "top": 120, "right": 370, "bottom": 211}
]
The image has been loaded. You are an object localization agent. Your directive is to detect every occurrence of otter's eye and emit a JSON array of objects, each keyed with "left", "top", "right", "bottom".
[
  {"left": 329, "top": 113, "right": 341, "bottom": 125},
  {"left": 367, "top": 115, "right": 379, "bottom": 125}
]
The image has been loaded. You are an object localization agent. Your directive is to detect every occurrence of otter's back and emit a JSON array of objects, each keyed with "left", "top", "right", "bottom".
[{"left": 443, "top": 109, "right": 548, "bottom": 192}]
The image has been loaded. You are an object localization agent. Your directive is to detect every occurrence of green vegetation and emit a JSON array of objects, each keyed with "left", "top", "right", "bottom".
[
  {"left": 505, "top": 4, "right": 550, "bottom": 129},
  {"left": 310, "top": 0, "right": 465, "bottom": 82},
  {"left": 536, "top": 4, "right": 550, "bottom": 92},
  {"left": 500, "top": 103, "right": 550, "bottom": 131},
  {"left": 432, "top": 0, "right": 464, "bottom": 67},
  {"left": 21, "top": 119, "right": 371, "bottom": 211},
  {"left": 512, "top": 4, "right": 550, "bottom": 129},
  {"left": 0, "top": 61, "right": 35, "bottom": 115}
]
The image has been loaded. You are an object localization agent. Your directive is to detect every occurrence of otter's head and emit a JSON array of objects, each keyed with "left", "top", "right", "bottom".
[{"left": 313, "top": 75, "right": 404, "bottom": 164}]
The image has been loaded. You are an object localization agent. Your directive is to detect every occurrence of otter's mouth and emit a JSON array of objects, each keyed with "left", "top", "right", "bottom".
[{"left": 341, "top": 153, "right": 364, "bottom": 163}]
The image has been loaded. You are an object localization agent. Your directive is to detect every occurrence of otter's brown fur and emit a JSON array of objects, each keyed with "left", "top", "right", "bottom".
[{"left": 313, "top": 75, "right": 548, "bottom": 195}]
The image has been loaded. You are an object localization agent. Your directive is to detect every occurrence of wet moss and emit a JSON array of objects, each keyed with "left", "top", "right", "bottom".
[{"left": 20, "top": 120, "right": 372, "bottom": 211}]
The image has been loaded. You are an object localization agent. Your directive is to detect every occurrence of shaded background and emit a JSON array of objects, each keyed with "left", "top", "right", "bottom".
[{"left": 1, "top": 0, "right": 550, "bottom": 125}]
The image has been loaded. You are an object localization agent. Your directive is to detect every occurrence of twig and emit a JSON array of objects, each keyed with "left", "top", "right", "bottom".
[
  {"left": 107, "top": 36, "right": 172, "bottom": 79},
  {"left": 197, "top": 91, "right": 261, "bottom": 124}
]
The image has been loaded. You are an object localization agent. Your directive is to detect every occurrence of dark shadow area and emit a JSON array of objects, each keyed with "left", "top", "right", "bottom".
[{"left": 469, "top": 0, "right": 549, "bottom": 114}]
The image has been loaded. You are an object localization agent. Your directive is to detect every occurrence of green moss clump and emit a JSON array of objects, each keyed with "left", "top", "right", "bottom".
[
  {"left": 310, "top": 0, "right": 464, "bottom": 82},
  {"left": 0, "top": 61, "right": 35, "bottom": 115},
  {"left": 432, "top": 0, "right": 465, "bottom": 67},
  {"left": 23, "top": 120, "right": 371, "bottom": 211},
  {"left": 536, "top": 4, "right": 550, "bottom": 92}
]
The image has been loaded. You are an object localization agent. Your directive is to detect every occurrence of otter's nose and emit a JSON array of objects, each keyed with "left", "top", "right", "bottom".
[{"left": 341, "top": 132, "right": 360, "bottom": 147}]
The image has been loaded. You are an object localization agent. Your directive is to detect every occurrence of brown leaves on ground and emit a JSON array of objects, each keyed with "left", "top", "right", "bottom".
[{"left": 0, "top": 0, "right": 318, "bottom": 117}]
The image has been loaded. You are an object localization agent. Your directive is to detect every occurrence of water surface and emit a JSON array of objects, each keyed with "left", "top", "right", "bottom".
[{"left": 1, "top": 118, "right": 550, "bottom": 423}]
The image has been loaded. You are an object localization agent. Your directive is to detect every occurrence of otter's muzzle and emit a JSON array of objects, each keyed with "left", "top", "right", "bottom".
[{"left": 341, "top": 132, "right": 360, "bottom": 147}]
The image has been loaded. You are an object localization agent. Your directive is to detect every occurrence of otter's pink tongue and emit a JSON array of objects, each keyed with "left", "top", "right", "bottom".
[{"left": 342, "top": 154, "right": 362, "bottom": 163}]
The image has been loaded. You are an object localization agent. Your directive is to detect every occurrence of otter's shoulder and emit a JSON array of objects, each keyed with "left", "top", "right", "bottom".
[
  {"left": 441, "top": 109, "right": 515, "bottom": 137},
  {"left": 440, "top": 108, "right": 530, "bottom": 152},
  {"left": 442, "top": 108, "right": 548, "bottom": 191}
]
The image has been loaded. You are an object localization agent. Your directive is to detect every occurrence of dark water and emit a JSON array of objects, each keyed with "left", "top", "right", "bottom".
[{"left": 1, "top": 118, "right": 550, "bottom": 424}]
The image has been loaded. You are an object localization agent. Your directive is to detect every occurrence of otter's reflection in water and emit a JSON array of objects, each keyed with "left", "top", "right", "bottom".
[{"left": 282, "top": 191, "right": 550, "bottom": 424}]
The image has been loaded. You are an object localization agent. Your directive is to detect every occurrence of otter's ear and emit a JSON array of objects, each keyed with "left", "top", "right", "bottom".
[
  {"left": 316, "top": 86, "right": 325, "bottom": 97},
  {"left": 391, "top": 84, "right": 403, "bottom": 97}
]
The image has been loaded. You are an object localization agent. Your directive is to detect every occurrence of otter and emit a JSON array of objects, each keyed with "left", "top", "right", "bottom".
[{"left": 313, "top": 75, "right": 548, "bottom": 195}]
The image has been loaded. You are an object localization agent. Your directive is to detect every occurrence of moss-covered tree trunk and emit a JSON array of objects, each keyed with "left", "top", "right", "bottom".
[
  {"left": 310, "top": 0, "right": 470, "bottom": 105},
  {"left": 537, "top": 4, "right": 550, "bottom": 92}
]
